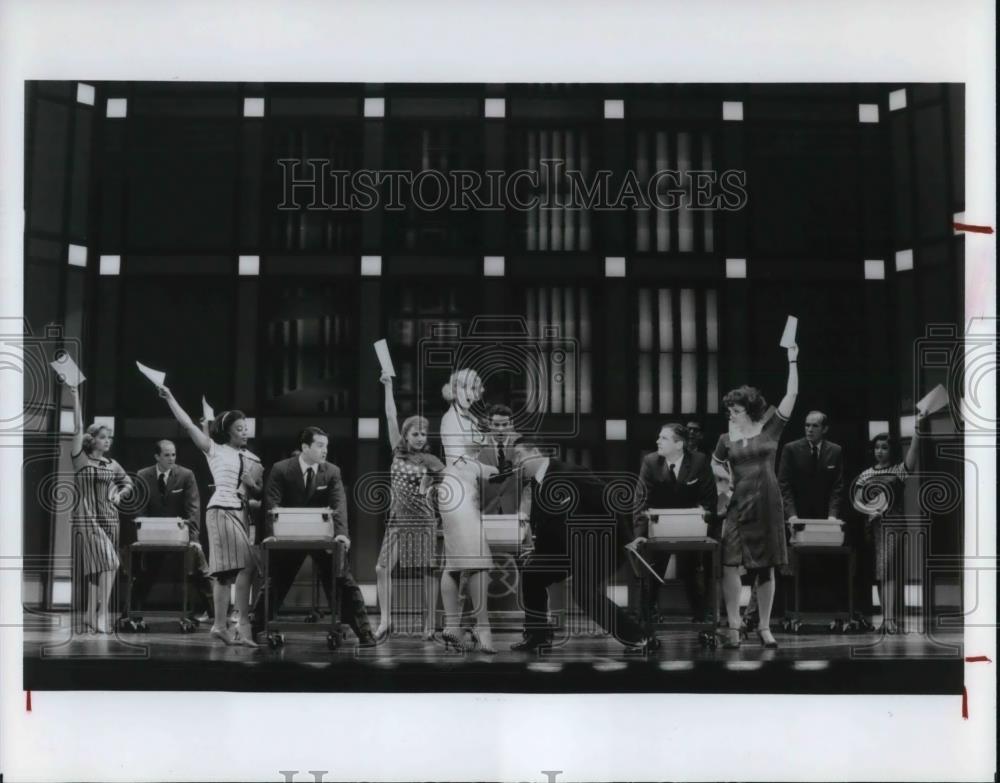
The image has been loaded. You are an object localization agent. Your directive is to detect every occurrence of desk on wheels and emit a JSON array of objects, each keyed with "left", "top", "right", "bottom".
[
  {"left": 635, "top": 538, "right": 720, "bottom": 647},
  {"left": 789, "top": 543, "right": 855, "bottom": 618},
  {"left": 262, "top": 538, "right": 345, "bottom": 650},
  {"left": 123, "top": 542, "right": 197, "bottom": 633}
]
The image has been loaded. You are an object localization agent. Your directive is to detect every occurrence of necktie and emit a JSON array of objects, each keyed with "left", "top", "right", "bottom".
[
  {"left": 497, "top": 441, "right": 506, "bottom": 472},
  {"left": 810, "top": 445, "right": 820, "bottom": 474},
  {"left": 305, "top": 466, "right": 316, "bottom": 499},
  {"left": 157, "top": 473, "right": 167, "bottom": 497},
  {"left": 668, "top": 463, "right": 677, "bottom": 481}
]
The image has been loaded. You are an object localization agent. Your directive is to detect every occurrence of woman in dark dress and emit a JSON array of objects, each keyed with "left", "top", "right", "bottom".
[
  {"left": 711, "top": 344, "right": 798, "bottom": 649},
  {"left": 68, "top": 385, "right": 133, "bottom": 633},
  {"left": 851, "top": 416, "right": 923, "bottom": 633},
  {"left": 375, "top": 372, "right": 444, "bottom": 640}
]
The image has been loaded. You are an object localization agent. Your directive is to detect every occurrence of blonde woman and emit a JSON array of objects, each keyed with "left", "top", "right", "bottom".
[
  {"left": 438, "top": 369, "right": 498, "bottom": 652},
  {"left": 68, "top": 385, "right": 133, "bottom": 633},
  {"left": 375, "top": 372, "right": 444, "bottom": 640}
]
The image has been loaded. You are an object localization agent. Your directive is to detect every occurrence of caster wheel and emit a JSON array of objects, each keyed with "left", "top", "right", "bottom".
[
  {"left": 137, "top": 620, "right": 149, "bottom": 633},
  {"left": 791, "top": 620, "right": 802, "bottom": 634},
  {"left": 267, "top": 633, "right": 285, "bottom": 649},
  {"left": 326, "top": 632, "right": 341, "bottom": 651}
]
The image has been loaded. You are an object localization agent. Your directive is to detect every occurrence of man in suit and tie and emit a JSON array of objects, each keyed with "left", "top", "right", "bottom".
[
  {"left": 509, "top": 437, "right": 651, "bottom": 653},
  {"left": 777, "top": 411, "right": 846, "bottom": 616},
  {"left": 629, "top": 424, "right": 719, "bottom": 626},
  {"left": 133, "top": 440, "right": 213, "bottom": 620},
  {"left": 778, "top": 411, "right": 844, "bottom": 524},
  {"left": 254, "top": 427, "right": 375, "bottom": 646},
  {"left": 479, "top": 404, "right": 521, "bottom": 515}
]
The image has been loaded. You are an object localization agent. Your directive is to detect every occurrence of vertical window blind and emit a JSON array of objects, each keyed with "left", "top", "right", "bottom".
[
  {"left": 270, "top": 126, "right": 361, "bottom": 252},
  {"left": 520, "top": 129, "right": 594, "bottom": 252},
  {"left": 636, "top": 287, "right": 719, "bottom": 415},
  {"left": 632, "top": 130, "right": 715, "bottom": 253},
  {"left": 523, "top": 287, "right": 593, "bottom": 415},
  {"left": 264, "top": 283, "right": 354, "bottom": 414}
]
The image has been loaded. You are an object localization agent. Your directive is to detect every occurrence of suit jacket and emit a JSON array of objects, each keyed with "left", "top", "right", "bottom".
[
  {"left": 778, "top": 438, "right": 844, "bottom": 520},
  {"left": 264, "top": 457, "right": 349, "bottom": 539},
  {"left": 136, "top": 464, "right": 201, "bottom": 535},
  {"left": 633, "top": 451, "right": 718, "bottom": 538},
  {"left": 478, "top": 436, "right": 521, "bottom": 515},
  {"left": 529, "top": 459, "right": 627, "bottom": 559}
]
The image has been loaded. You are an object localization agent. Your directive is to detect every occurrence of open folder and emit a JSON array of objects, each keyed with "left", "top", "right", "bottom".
[
  {"left": 50, "top": 352, "right": 86, "bottom": 386},
  {"left": 202, "top": 396, "right": 215, "bottom": 421}
]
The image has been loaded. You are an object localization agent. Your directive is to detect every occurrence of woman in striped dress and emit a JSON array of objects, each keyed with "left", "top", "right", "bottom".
[
  {"left": 157, "top": 386, "right": 262, "bottom": 647},
  {"left": 851, "top": 413, "right": 923, "bottom": 634},
  {"left": 69, "top": 385, "right": 133, "bottom": 633},
  {"left": 374, "top": 373, "right": 444, "bottom": 640}
]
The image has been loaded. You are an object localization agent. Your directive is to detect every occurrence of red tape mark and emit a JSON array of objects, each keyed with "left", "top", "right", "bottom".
[
  {"left": 953, "top": 222, "right": 994, "bottom": 234},
  {"left": 965, "top": 655, "right": 992, "bottom": 663},
  {"left": 961, "top": 686, "right": 968, "bottom": 719},
  {"left": 26, "top": 690, "right": 31, "bottom": 711}
]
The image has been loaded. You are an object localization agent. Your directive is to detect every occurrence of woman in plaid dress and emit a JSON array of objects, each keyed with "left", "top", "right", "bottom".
[
  {"left": 374, "top": 373, "right": 444, "bottom": 640},
  {"left": 69, "top": 385, "right": 133, "bottom": 633},
  {"left": 158, "top": 385, "right": 262, "bottom": 647}
]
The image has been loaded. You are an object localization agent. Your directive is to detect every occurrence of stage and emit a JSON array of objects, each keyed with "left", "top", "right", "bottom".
[{"left": 23, "top": 610, "right": 965, "bottom": 695}]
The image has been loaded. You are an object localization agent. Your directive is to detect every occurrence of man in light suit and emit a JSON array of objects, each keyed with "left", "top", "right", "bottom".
[
  {"left": 133, "top": 440, "right": 213, "bottom": 620},
  {"left": 778, "top": 411, "right": 844, "bottom": 524},
  {"left": 253, "top": 426, "right": 375, "bottom": 646}
]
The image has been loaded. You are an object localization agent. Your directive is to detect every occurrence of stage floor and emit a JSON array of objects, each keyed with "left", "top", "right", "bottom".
[{"left": 22, "top": 610, "right": 965, "bottom": 694}]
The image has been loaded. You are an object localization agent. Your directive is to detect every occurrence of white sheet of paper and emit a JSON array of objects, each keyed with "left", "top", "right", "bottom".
[
  {"left": 135, "top": 361, "right": 166, "bottom": 387},
  {"left": 779, "top": 315, "right": 798, "bottom": 348},
  {"left": 50, "top": 353, "right": 86, "bottom": 386},
  {"left": 916, "top": 383, "right": 949, "bottom": 415},
  {"left": 202, "top": 396, "right": 215, "bottom": 421},
  {"left": 373, "top": 338, "right": 395, "bottom": 377}
]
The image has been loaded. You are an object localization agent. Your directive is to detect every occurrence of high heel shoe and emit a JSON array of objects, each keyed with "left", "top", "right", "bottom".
[
  {"left": 234, "top": 625, "right": 259, "bottom": 648},
  {"left": 756, "top": 628, "right": 778, "bottom": 649},
  {"left": 718, "top": 628, "right": 741, "bottom": 649},
  {"left": 422, "top": 626, "right": 436, "bottom": 642},
  {"left": 468, "top": 629, "right": 497, "bottom": 654},
  {"left": 881, "top": 618, "right": 899, "bottom": 635},
  {"left": 440, "top": 627, "right": 468, "bottom": 652},
  {"left": 210, "top": 626, "right": 236, "bottom": 646},
  {"left": 374, "top": 622, "right": 393, "bottom": 641}
]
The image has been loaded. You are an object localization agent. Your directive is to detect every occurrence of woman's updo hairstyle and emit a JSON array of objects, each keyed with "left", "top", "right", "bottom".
[
  {"left": 81, "top": 423, "right": 111, "bottom": 456},
  {"left": 210, "top": 409, "right": 247, "bottom": 445},
  {"left": 721, "top": 385, "right": 768, "bottom": 422}
]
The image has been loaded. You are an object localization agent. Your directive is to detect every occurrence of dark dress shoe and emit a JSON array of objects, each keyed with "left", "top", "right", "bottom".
[{"left": 510, "top": 633, "right": 552, "bottom": 652}]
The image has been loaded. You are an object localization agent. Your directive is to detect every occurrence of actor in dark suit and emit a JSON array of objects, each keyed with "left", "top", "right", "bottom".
[
  {"left": 479, "top": 404, "right": 521, "bottom": 515},
  {"left": 778, "top": 410, "right": 844, "bottom": 523},
  {"left": 132, "top": 440, "right": 213, "bottom": 619},
  {"left": 254, "top": 427, "right": 374, "bottom": 645},
  {"left": 630, "top": 424, "right": 719, "bottom": 624},
  {"left": 509, "top": 437, "right": 650, "bottom": 652}
]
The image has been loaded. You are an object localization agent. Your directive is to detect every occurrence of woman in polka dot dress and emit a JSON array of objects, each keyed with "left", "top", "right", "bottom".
[{"left": 374, "top": 373, "right": 445, "bottom": 640}]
